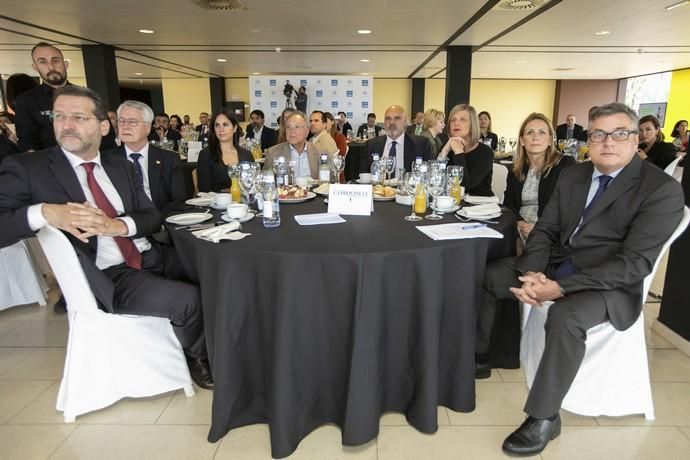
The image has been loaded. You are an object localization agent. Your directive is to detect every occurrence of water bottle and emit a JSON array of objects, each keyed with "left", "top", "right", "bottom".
[
  {"left": 261, "top": 175, "right": 281, "bottom": 228},
  {"left": 370, "top": 154, "right": 382, "bottom": 185},
  {"left": 273, "top": 156, "right": 289, "bottom": 187},
  {"left": 413, "top": 156, "right": 423, "bottom": 173},
  {"left": 498, "top": 137, "right": 506, "bottom": 153},
  {"left": 319, "top": 153, "right": 330, "bottom": 185}
]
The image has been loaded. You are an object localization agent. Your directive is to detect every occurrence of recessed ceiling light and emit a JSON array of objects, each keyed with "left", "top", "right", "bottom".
[
  {"left": 217, "top": 58, "right": 227, "bottom": 62},
  {"left": 361, "top": 72, "right": 369, "bottom": 75},
  {"left": 138, "top": 29, "right": 155, "bottom": 34},
  {"left": 360, "top": 59, "right": 370, "bottom": 63},
  {"left": 134, "top": 72, "right": 143, "bottom": 76},
  {"left": 515, "top": 60, "right": 527, "bottom": 64},
  {"left": 594, "top": 30, "right": 611, "bottom": 35},
  {"left": 665, "top": 1, "right": 690, "bottom": 11},
  {"left": 357, "top": 29, "right": 372, "bottom": 34},
  {"left": 249, "top": 29, "right": 261, "bottom": 33},
  {"left": 275, "top": 47, "right": 281, "bottom": 53},
  {"left": 252, "top": 72, "right": 260, "bottom": 75}
]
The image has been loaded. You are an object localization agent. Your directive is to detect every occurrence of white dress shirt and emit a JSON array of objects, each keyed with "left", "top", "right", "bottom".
[
  {"left": 125, "top": 143, "right": 151, "bottom": 200},
  {"left": 383, "top": 133, "right": 405, "bottom": 173},
  {"left": 27, "top": 149, "right": 151, "bottom": 270},
  {"left": 289, "top": 143, "right": 312, "bottom": 178}
]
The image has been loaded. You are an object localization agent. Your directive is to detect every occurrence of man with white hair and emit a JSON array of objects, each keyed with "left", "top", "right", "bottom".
[{"left": 104, "top": 100, "right": 186, "bottom": 214}]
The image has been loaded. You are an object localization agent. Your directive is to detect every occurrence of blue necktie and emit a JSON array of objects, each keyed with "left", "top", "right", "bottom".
[
  {"left": 129, "top": 153, "right": 144, "bottom": 189},
  {"left": 554, "top": 175, "right": 612, "bottom": 280}
]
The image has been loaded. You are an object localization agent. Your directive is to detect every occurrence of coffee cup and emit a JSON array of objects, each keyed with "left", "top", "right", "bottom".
[
  {"left": 214, "top": 193, "right": 232, "bottom": 207},
  {"left": 435, "top": 195, "right": 455, "bottom": 210},
  {"left": 295, "top": 176, "right": 309, "bottom": 188},
  {"left": 227, "top": 203, "right": 248, "bottom": 219},
  {"left": 359, "top": 173, "right": 372, "bottom": 183}
]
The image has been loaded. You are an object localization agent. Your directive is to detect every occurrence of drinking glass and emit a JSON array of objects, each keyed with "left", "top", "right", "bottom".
[
  {"left": 329, "top": 152, "right": 346, "bottom": 183},
  {"left": 509, "top": 138, "right": 517, "bottom": 153},
  {"left": 447, "top": 165, "right": 463, "bottom": 203},
  {"left": 238, "top": 162, "right": 257, "bottom": 206},
  {"left": 557, "top": 139, "right": 566, "bottom": 153},
  {"left": 382, "top": 156, "right": 395, "bottom": 184},
  {"left": 403, "top": 171, "right": 423, "bottom": 222},
  {"left": 425, "top": 169, "right": 446, "bottom": 220}
]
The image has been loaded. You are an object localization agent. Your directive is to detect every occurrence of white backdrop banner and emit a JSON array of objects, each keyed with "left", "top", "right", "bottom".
[{"left": 248, "top": 75, "right": 373, "bottom": 131}]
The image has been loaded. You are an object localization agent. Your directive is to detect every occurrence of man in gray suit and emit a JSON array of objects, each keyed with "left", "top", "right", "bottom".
[
  {"left": 477, "top": 102, "right": 684, "bottom": 456},
  {"left": 264, "top": 111, "right": 327, "bottom": 180}
]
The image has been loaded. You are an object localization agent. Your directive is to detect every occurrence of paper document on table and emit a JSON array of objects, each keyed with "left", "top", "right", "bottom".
[
  {"left": 416, "top": 223, "right": 504, "bottom": 240},
  {"left": 294, "top": 213, "right": 346, "bottom": 226}
]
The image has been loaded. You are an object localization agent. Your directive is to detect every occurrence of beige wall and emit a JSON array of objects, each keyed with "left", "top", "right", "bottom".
[
  {"left": 161, "top": 79, "right": 211, "bottom": 122},
  {"left": 555, "top": 80, "right": 620, "bottom": 128},
  {"left": 225, "top": 78, "right": 251, "bottom": 129},
  {"left": 470, "top": 79, "right": 556, "bottom": 141},
  {"left": 424, "top": 79, "right": 446, "bottom": 114},
  {"left": 373, "top": 79, "right": 411, "bottom": 120}
]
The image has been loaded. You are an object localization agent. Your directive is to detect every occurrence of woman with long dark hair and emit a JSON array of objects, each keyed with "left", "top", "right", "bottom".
[
  {"left": 196, "top": 109, "right": 252, "bottom": 192},
  {"left": 637, "top": 115, "right": 677, "bottom": 170}
]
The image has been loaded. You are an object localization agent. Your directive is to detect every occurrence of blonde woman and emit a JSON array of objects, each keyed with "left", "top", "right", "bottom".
[
  {"left": 438, "top": 104, "right": 494, "bottom": 196},
  {"left": 504, "top": 113, "right": 575, "bottom": 240},
  {"left": 420, "top": 108, "right": 445, "bottom": 157}
]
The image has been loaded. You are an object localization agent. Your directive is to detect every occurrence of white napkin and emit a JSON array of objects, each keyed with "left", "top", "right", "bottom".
[
  {"left": 458, "top": 203, "right": 501, "bottom": 217},
  {"left": 197, "top": 191, "right": 217, "bottom": 198},
  {"left": 294, "top": 213, "right": 346, "bottom": 225},
  {"left": 464, "top": 194, "right": 499, "bottom": 204},
  {"left": 191, "top": 222, "right": 250, "bottom": 243}
]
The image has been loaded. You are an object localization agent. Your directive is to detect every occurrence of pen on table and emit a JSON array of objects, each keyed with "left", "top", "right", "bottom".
[{"left": 463, "top": 223, "right": 487, "bottom": 230}]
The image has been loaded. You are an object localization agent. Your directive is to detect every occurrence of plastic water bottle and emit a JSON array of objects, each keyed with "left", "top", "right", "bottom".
[
  {"left": 273, "top": 156, "right": 289, "bottom": 187},
  {"left": 318, "top": 153, "right": 330, "bottom": 185},
  {"left": 261, "top": 175, "right": 280, "bottom": 228},
  {"left": 370, "top": 154, "right": 382, "bottom": 185}
]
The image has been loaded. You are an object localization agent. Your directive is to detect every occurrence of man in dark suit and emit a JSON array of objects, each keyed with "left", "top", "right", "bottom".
[
  {"left": 106, "top": 101, "right": 186, "bottom": 215},
  {"left": 245, "top": 109, "right": 277, "bottom": 151},
  {"left": 356, "top": 112, "right": 383, "bottom": 138},
  {"left": 14, "top": 42, "right": 117, "bottom": 152},
  {"left": 405, "top": 112, "right": 425, "bottom": 136},
  {"left": 0, "top": 86, "right": 213, "bottom": 390},
  {"left": 359, "top": 105, "right": 432, "bottom": 175},
  {"left": 555, "top": 114, "right": 584, "bottom": 141},
  {"left": 477, "top": 102, "right": 684, "bottom": 456}
]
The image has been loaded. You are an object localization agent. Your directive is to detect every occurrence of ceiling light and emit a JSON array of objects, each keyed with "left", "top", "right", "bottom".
[
  {"left": 275, "top": 47, "right": 281, "bottom": 53},
  {"left": 252, "top": 72, "right": 260, "bottom": 75},
  {"left": 360, "top": 59, "right": 370, "bottom": 63},
  {"left": 134, "top": 72, "right": 143, "bottom": 76},
  {"left": 249, "top": 29, "right": 261, "bottom": 33},
  {"left": 515, "top": 60, "right": 527, "bottom": 64},
  {"left": 357, "top": 29, "right": 372, "bottom": 34},
  {"left": 361, "top": 72, "right": 369, "bottom": 75},
  {"left": 665, "top": 1, "right": 690, "bottom": 10},
  {"left": 594, "top": 30, "right": 611, "bottom": 35},
  {"left": 138, "top": 29, "right": 155, "bottom": 34},
  {"left": 217, "top": 58, "right": 227, "bottom": 62}
]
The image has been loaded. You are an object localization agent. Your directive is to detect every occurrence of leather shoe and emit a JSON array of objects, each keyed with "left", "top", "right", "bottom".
[
  {"left": 475, "top": 360, "right": 491, "bottom": 379},
  {"left": 186, "top": 356, "right": 214, "bottom": 390},
  {"left": 502, "top": 415, "right": 561, "bottom": 456}
]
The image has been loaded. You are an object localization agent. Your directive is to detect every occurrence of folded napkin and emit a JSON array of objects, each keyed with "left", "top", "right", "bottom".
[
  {"left": 464, "top": 194, "right": 499, "bottom": 205},
  {"left": 191, "top": 222, "right": 250, "bottom": 243},
  {"left": 458, "top": 203, "right": 501, "bottom": 217}
]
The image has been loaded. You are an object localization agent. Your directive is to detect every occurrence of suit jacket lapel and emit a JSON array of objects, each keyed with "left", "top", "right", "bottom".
[
  {"left": 307, "top": 143, "right": 320, "bottom": 179},
  {"left": 403, "top": 134, "right": 415, "bottom": 171},
  {"left": 563, "top": 163, "right": 593, "bottom": 243},
  {"left": 101, "top": 154, "right": 133, "bottom": 213},
  {"left": 48, "top": 147, "right": 87, "bottom": 203},
  {"left": 148, "top": 147, "right": 161, "bottom": 205}
]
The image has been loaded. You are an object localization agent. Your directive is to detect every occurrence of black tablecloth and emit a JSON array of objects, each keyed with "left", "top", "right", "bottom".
[
  {"left": 345, "top": 142, "right": 367, "bottom": 181},
  {"left": 169, "top": 199, "right": 517, "bottom": 458}
]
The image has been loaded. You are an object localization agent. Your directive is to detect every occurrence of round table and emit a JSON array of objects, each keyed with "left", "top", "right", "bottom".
[{"left": 169, "top": 198, "right": 516, "bottom": 458}]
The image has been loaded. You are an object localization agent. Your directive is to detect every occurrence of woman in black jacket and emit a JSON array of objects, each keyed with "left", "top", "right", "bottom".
[
  {"left": 504, "top": 112, "right": 575, "bottom": 241},
  {"left": 637, "top": 115, "right": 677, "bottom": 170},
  {"left": 197, "top": 109, "right": 253, "bottom": 192}
]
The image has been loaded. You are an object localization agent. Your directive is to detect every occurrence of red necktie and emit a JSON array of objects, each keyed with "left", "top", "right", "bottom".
[{"left": 82, "top": 162, "right": 142, "bottom": 270}]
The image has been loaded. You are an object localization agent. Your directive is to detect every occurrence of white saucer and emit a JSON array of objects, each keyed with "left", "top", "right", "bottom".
[
  {"left": 185, "top": 197, "right": 213, "bottom": 207},
  {"left": 166, "top": 212, "right": 213, "bottom": 225},
  {"left": 211, "top": 202, "right": 233, "bottom": 210},
  {"left": 356, "top": 178, "right": 371, "bottom": 184},
  {"left": 432, "top": 204, "right": 460, "bottom": 214},
  {"left": 220, "top": 211, "right": 255, "bottom": 223}
]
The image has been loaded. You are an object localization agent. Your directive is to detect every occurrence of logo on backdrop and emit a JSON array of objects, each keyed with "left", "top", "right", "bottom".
[
  {"left": 331, "top": 79, "right": 338, "bottom": 86},
  {"left": 255, "top": 90, "right": 262, "bottom": 97},
  {"left": 346, "top": 90, "right": 353, "bottom": 97},
  {"left": 300, "top": 79, "right": 307, "bottom": 86},
  {"left": 269, "top": 80, "right": 277, "bottom": 86},
  {"left": 331, "top": 101, "right": 338, "bottom": 108},
  {"left": 316, "top": 90, "right": 323, "bottom": 97},
  {"left": 347, "top": 112, "right": 353, "bottom": 118},
  {"left": 361, "top": 101, "right": 369, "bottom": 108},
  {"left": 270, "top": 101, "right": 277, "bottom": 108},
  {"left": 361, "top": 80, "right": 368, "bottom": 87}
]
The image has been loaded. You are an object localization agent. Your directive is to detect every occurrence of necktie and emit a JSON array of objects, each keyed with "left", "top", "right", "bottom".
[
  {"left": 82, "top": 162, "right": 142, "bottom": 270},
  {"left": 415, "top": 125, "right": 422, "bottom": 136},
  {"left": 129, "top": 153, "right": 144, "bottom": 190},
  {"left": 388, "top": 141, "right": 397, "bottom": 178},
  {"left": 554, "top": 175, "right": 612, "bottom": 280}
]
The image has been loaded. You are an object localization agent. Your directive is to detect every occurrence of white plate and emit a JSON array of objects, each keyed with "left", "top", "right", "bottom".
[
  {"left": 432, "top": 204, "right": 460, "bottom": 214},
  {"left": 463, "top": 195, "right": 500, "bottom": 205},
  {"left": 356, "top": 178, "right": 371, "bottom": 184},
  {"left": 185, "top": 197, "right": 213, "bottom": 207},
  {"left": 166, "top": 212, "right": 213, "bottom": 225},
  {"left": 455, "top": 211, "right": 502, "bottom": 219},
  {"left": 373, "top": 195, "right": 395, "bottom": 202},
  {"left": 210, "top": 202, "right": 233, "bottom": 210},
  {"left": 279, "top": 191, "right": 317, "bottom": 203},
  {"left": 221, "top": 211, "right": 255, "bottom": 223}
]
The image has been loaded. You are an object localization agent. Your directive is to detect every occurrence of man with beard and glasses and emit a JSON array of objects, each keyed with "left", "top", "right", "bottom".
[{"left": 14, "top": 42, "right": 116, "bottom": 152}]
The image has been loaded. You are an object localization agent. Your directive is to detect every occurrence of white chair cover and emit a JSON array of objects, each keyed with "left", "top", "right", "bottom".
[
  {"left": 663, "top": 157, "right": 681, "bottom": 178},
  {"left": 36, "top": 226, "right": 194, "bottom": 422},
  {"left": 521, "top": 206, "right": 690, "bottom": 420},
  {"left": 0, "top": 239, "right": 48, "bottom": 311},
  {"left": 491, "top": 163, "right": 508, "bottom": 204}
]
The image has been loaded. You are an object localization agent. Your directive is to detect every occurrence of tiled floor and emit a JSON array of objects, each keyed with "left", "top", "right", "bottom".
[{"left": 1, "top": 274, "right": 690, "bottom": 460}]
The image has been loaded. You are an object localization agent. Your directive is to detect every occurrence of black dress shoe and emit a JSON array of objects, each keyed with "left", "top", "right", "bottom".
[
  {"left": 502, "top": 415, "right": 561, "bottom": 456},
  {"left": 475, "top": 360, "right": 491, "bottom": 379},
  {"left": 186, "top": 356, "right": 214, "bottom": 390}
]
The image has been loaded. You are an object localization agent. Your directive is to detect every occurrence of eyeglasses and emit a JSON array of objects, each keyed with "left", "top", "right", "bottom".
[
  {"left": 50, "top": 112, "right": 99, "bottom": 124},
  {"left": 588, "top": 129, "right": 637, "bottom": 143},
  {"left": 117, "top": 118, "right": 144, "bottom": 127}
]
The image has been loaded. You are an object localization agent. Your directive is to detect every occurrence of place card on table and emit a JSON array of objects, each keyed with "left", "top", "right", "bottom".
[
  {"left": 416, "top": 223, "right": 504, "bottom": 241},
  {"left": 327, "top": 184, "right": 374, "bottom": 216},
  {"left": 294, "top": 213, "right": 346, "bottom": 226}
]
